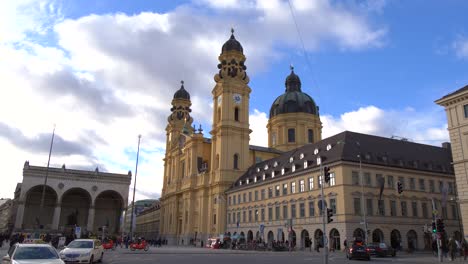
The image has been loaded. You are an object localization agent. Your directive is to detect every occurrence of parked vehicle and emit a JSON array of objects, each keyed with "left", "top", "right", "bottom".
[
  {"left": 2, "top": 243, "right": 65, "bottom": 264},
  {"left": 59, "top": 239, "right": 104, "bottom": 263},
  {"left": 366, "top": 242, "right": 396, "bottom": 257},
  {"left": 102, "top": 239, "right": 114, "bottom": 250},
  {"left": 206, "top": 238, "right": 220, "bottom": 249},
  {"left": 130, "top": 239, "right": 149, "bottom": 251},
  {"left": 346, "top": 244, "right": 371, "bottom": 261}
]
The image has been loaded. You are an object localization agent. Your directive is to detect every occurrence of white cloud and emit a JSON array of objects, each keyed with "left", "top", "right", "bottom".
[
  {"left": 453, "top": 35, "right": 468, "bottom": 59},
  {"left": 249, "top": 109, "right": 269, "bottom": 147}
]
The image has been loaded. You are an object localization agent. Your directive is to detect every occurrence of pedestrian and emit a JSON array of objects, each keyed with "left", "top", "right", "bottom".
[
  {"left": 462, "top": 239, "right": 468, "bottom": 260},
  {"left": 448, "top": 237, "right": 457, "bottom": 261},
  {"left": 432, "top": 239, "right": 438, "bottom": 257},
  {"left": 344, "top": 239, "right": 348, "bottom": 252}
]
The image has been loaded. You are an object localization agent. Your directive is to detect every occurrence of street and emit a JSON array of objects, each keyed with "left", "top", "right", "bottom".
[{"left": 0, "top": 245, "right": 455, "bottom": 264}]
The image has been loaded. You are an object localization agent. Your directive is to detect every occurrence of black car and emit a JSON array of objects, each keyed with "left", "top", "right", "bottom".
[
  {"left": 366, "top": 242, "right": 396, "bottom": 257},
  {"left": 346, "top": 244, "right": 371, "bottom": 261}
]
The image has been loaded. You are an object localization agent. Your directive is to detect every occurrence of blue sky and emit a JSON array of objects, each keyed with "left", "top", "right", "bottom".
[{"left": 0, "top": 0, "right": 467, "bottom": 201}]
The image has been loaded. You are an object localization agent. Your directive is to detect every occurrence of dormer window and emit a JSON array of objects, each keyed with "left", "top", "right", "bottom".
[
  {"left": 292, "top": 164, "right": 296, "bottom": 172},
  {"left": 304, "top": 161, "right": 308, "bottom": 168},
  {"left": 272, "top": 171, "right": 275, "bottom": 178},
  {"left": 273, "top": 161, "right": 278, "bottom": 167},
  {"left": 246, "top": 179, "right": 250, "bottom": 184},
  {"left": 314, "top": 148, "right": 319, "bottom": 155},
  {"left": 254, "top": 177, "right": 257, "bottom": 183},
  {"left": 264, "top": 164, "right": 269, "bottom": 170},
  {"left": 300, "top": 153, "right": 304, "bottom": 159},
  {"left": 262, "top": 173, "right": 266, "bottom": 180},
  {"left": 289, "top": 157, "right": 294, "bottom": 163},
  {"left": 256, "top": 168, "right": 260, "bottom": 172},
  {"left": 326, "top": 144, "right": 332, "bottom": 151},
  {"left": 281, "top": 168, "right": 285, "bottom": 175},
  {"left": 239, "top": 181, "right": 242, "bottom": 186}
]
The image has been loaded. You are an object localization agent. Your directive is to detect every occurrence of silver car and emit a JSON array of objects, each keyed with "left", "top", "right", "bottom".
[
  {"left": 59, "top": 239, "right": 103, "bottom": 263},
  {"left": 2, "top": 243, "right": 65, "bottom": 264}
]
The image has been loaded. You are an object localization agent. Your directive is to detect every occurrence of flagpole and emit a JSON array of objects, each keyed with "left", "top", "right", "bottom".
[
  {"left": 40, "top": 125, "right": 56, "bottom": 208},
  {"left": 129, "top": 135, "right": 141, "bottom": 241}
]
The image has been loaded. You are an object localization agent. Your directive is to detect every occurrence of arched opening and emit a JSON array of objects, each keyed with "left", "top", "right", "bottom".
[
  {"left": 289, "top": 230, "right": 296, "bottom": 248},
  {"left": 233, "top": 154, "right": 239, "bottom": 170},
  {"left": 278, "top": 229, "right": 285, "bottom": 242},
  {"left": 268, "top": 231, "right": 274, "bottom": 244},
  {"left": 353, "top": 228, "right": 366, "bottom": 242},
  {"left": 329, "top": 229, "right": 340, "bottom": 251},
  {"left": 234, "top": 107, "right": 239, "bottom": 121},
  {"left": 301, "top": 229, "right": 310, "bottom": 249},
  {"left": 308, "top": 129, "right": 314, "bottom": 143},
  {"left": 372, "top": 229, "right": 384, "bottom": 243},
  {"left": 240, "top": 232, "right": 245, "bottom": 244},
  {"left": 94, "top": 190, "right": 123, "bottom": 235},
  {"left": 314, "top": 229, "right": 323, "bottom": 248},
  {"left": 59, "top": 188, "right": 91, "bottom": 234},
  {"left": 23, "top": 185, "right": 57, "bottom": 230},
  {"left": 390, "top": 229, "right": 401, "bottom": 250},
  {"left": 288, "top": 128, "right": 295, "bottom": 143},
  {"left": 247, "top": 230, "right": 253, "bottom": 242},
  {"left": 407, "top": 230, "right": 418, "bottom": 251}
]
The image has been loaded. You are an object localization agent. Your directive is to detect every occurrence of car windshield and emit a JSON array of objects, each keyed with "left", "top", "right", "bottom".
[
  {"left": 379, "top": 243, "right": 387, "bottom": 248},
  {"left": 67, "top": 241, "right": 93, "bottom": 248},
  {"left": 13, "top": 247, "right": 59, "bottom": 260}
]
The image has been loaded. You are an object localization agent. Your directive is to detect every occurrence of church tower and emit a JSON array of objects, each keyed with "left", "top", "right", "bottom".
[
  {"left": 267, "top": 66, "right": 322, "bottom": 151},
  {"left": 208, "top": 29, "right": 251, "bottom": 236}
]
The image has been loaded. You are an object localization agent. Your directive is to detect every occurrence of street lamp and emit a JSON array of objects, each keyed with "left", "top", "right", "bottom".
[
  {"left": 129, "top": 135, "right": 142, "bottom": 241},
  {"left": 356, "top": 142, "right": 368, "bottom": 244}
]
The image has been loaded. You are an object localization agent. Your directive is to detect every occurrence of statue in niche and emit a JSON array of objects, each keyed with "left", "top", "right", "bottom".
[{"left": 67, "top": 209, "right": 79, "bottom": 226}]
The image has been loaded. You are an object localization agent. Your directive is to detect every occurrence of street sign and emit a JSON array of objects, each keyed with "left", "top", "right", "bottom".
[{"left": 75, "top": 226, "right": 81, "bottom": 239}]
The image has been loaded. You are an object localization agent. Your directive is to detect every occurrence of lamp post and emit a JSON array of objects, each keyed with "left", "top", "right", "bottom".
[
  {"left": 129, "top": 135, "right": 142, "bottom": 241},
  {"left": 357, "top": 142, "right": 368, "bottom": 244}
]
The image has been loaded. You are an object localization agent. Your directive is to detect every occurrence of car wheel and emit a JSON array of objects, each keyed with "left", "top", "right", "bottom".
[
  {"left": 98, "top": 252, "right": 103, "bottom": 263},
  {"left": 89, "top": 255, "right": 94, "bottom": 264}
]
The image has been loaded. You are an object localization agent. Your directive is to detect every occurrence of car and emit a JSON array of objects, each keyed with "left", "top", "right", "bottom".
[
  {"left": 346, "top": 244, "right": 371, "bottom": 261},
  {"left": 366, "top": 242, "right": 396, "bottom": 257},
  {"left": 59, "top": 239, "right": 104, "bottom": 263},
  {"left": 2, "top": 243, "right": 65, "bottom": 264}
]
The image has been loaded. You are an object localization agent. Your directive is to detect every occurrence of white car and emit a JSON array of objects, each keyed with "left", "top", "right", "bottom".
[
  {"left": 2, "top": 243, "right": 65, "bottom": 264},
  {"left": 59, "top": 239, "right": 103, "bottom": 263}
]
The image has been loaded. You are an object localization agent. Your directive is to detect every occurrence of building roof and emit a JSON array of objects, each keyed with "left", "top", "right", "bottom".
[
  {"left": 436, "top": 84, "right": 468, "bottom": 102},
  {"left": 249, "top": 145, "right": 283, "bottom": 154},
  {"left": 221, "top": 29, "right": 243, "bottom": 54},
  {"left": 228, "top": 131, "right": 453, "bottom": 192},
  {"left": 173, "top": 81, "right": 190, "bottom": 100}
]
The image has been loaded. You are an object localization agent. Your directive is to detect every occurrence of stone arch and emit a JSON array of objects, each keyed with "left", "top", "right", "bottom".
[
  {"left": 301, "top": 229, "right": 310, "bottom": 249},
  {"left": 23, "top": 185, "right": 58, "bottom": 229},
  {"left": 240, "top": 231, "right": 245, "bottom": 243},
  {"left": 289, "top": 230, "right": 297, "bottom": 247},
  {"left": 268, "top": 231, "right": 274, "bottom": 244},
  {"left": 353, "top": 228, "right": 365, "bottom": 241},
  {"left": 372, "top": 228, "right": 384, "bottom": 243},
  {"left": 247, "top": 230, "right": 253, "bottom": 242},
  {"left": 314, "top": 229, "right": 323, "bottom": 247},
  {"left": 390, "top": 229, "right": 401, "bottom": 249},
  {"left": 278, "top": 229, "right": 285, "bottom": 242},
  {"left": 329, "top": 228, "right": 340, "bottom": 251},
  {"left": 94, "top": 190, "right": 124, "bottom": 234},
  {"left": 407, "top": 230, "right": 418, "bottom": 250},
  {"left": 59, "top": 188, "right": 92, "bottom": 234}
]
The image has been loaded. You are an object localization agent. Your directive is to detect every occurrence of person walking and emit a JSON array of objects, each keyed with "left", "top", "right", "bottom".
[
  {"left": 448, "top": 237, "right": 457, "bottom": 261},
  {"left": 462, "top": 239, "right": 468, "bottom": 260}
]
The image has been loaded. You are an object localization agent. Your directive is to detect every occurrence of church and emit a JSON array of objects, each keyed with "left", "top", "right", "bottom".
[{"left": 160, "top": 31, "right": 458, "bottom": 250}]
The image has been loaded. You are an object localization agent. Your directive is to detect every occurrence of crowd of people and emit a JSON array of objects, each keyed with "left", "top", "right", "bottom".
[{"left": 432, "top": 236, "right": 468, "bottom": 261}]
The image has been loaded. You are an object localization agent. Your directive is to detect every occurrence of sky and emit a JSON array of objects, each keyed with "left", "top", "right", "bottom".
[{"left": 0, "top": 0, "right": 467, "bottom": 202}]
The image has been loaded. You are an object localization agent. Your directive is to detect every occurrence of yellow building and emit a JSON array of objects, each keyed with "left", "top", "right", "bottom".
[
  {"left": 135, "top": 201, "right": 161, "bottom": 240},
  {"left": 436, "top": 85, "right": 468, "bottom": 238},
  {"left": 160, "top": 30, "right": 459, "bottom": 250}
]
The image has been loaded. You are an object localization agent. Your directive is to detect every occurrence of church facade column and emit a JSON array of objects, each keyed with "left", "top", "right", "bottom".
[
  {"left": 87, "top": 206, "right": 95, "bottom": 232},
  {"left": 14, "top": 201, "right": 25, "bottom": 229},
  {"left": 52, "top": 203, "right": 62, "bottom": 230}
]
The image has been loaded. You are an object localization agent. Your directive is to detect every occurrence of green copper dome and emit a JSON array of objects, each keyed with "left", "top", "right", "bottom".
[{"left": 269, "top": 68, "right": 319, "bottom": 118}]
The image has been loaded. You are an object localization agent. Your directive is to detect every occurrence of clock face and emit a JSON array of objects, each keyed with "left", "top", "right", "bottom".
[
  {"left": 217, "top": 96, "right": 222, "bottom": 106},
  {"left": 233, "top": 94, "right": 242, "bottom": 104}
]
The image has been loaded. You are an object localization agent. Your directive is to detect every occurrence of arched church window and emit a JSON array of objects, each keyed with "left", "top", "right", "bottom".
[
  {"left": 288, "top": 128, "right": 295, "bottom": 143},
  {"left": 272, "top": 132, "right": 277, "bottom": 145},
  {"left": 308, "top": 129, "right": 314, "bottom": 143},
  {"left": 234, "top": 154, "right": 239, "bottom": 170},
  {"left": 234, "top": 107, "right": 239, "bottom": 121}
]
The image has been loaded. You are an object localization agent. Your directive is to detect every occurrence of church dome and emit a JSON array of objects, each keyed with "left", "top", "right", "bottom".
[
  {"left": 221, "top": 29, "right": 243, "bottom": 54},
  {"left": 173, "top": 81, "right": 190, "bottom": 100},
  {"left": 269, "top": 68, "right": 319, "bottom": 118}
]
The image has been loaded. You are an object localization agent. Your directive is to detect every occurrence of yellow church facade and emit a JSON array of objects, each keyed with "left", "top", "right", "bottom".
[{"left": 160, "top": 31, "right": 459, "bottom": 250}]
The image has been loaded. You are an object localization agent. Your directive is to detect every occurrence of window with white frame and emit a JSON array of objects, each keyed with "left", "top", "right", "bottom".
[
  {"left": 291, "top": 182, "right": 296, "bottom": 193},
  {"left": 299, "top": 180, "right": 305, "bottom": 192},
  {"left": 309, "top": 177, "right": 314, "bottom": 190}
]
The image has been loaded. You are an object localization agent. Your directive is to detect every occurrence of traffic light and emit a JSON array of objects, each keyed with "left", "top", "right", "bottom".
[
  {"left": 397, "top": 181, "right": 403, "bottom": 194},
  {"left": 327, "top": 208, "right": 333, "bottom": 223},
  {"left": 436, "top": 219, "right": 445, "bottom": 233},
  {"left": 431, "top": 221, "right": 437, "bottom": 233},
  {"left": 324, "top": 166, "right": 331, "bottom": 183}
]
